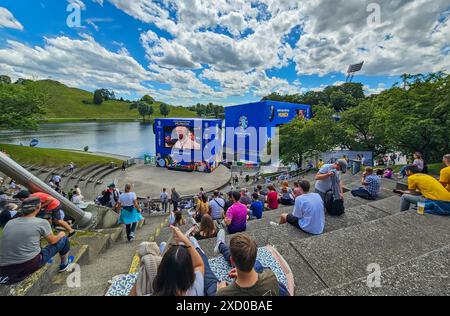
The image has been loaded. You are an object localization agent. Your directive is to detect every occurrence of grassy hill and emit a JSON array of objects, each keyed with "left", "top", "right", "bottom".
[
  {"left": 23, "top": 80, "right": 197, "bottom": 122},
  {"left": 0, "top": 143, "right": 123, "bottom": 167}
]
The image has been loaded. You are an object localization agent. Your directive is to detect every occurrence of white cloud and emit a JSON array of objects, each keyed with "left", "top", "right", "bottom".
[
  {"left": 0, "top": 35, "right": 151, "bottom": 94},
  {"left": 0, "top": 7, "right": 24, "bottom": 30}
]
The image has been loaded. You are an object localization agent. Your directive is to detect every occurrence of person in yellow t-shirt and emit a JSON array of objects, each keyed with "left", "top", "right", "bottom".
[
  {"left": 439, "top": 154, "right": 450, "bottom": 193},
  {"left": 317, "top": 159, "right": 324, "bottom": 169},
  {"left": 398, "top": 165, "right": 450, "bottom": 211}
]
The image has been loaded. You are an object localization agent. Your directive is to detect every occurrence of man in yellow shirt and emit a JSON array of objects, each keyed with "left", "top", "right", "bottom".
[
  {"left": 399, "top": 165, "right": 450, "bottom": 212},
  {"left": 317, "top": 159, "right": 324, "bottom": 169},
  {"left": 439, "top": 154, "right": 450, "bottom": 192}
]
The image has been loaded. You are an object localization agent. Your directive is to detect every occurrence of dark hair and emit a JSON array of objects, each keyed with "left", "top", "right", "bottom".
[
  {"left": 299, "top": 180, "right": 310, "bottom": 193},
  {"left": 174, "top": 211, "right": 185, "bottom": 226},
  {"left": 267, "top": 184, "right": 276, "bottom": 191},
  {"left": 405, "top": 165, "right": 420, "bottom": 174},
  {"left": 293, "top": 181, "right": 299, "bottom": 188},
  {"left": 153, "top": 246, "right": 195, "bottom": 296},
  {"left": 201, "top": 194, "right": 208, "bottom": 203},
  {"left": 257, "top": 185, "right": 262, "bottom": 190},
  {"left": 213, "top": 190, "right": 219, "bottom": 197},
  {"left": 199, "top": 214, "right": 216, "bottom": 238},
  {"left": 252, "top": 193, "right": 259, "bottom": 200},
  {"left": 231, "top": 191, "right": 241, "bottom": 202},
  {"left": 230, "top": 233, "right": 257, "bottom": 272}
]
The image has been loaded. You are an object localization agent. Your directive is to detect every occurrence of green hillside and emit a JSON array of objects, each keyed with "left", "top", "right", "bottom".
[{"left": 23, "top": 80, "right": 197, "bottom": 121}]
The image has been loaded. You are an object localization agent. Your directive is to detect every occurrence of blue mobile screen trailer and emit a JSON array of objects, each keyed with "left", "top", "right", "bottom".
[
  {"left": 153, "top": 118, "right": 223, "bottom": 173},
  {"left": 224, "top": 100, "right": 311, "bottom": 163}
]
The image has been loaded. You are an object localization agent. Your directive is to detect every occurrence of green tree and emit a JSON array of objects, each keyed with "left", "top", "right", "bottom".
[
  {"left": 93, "top": 89, "right": 103, "bottom": 105},
  {"left": 141, "top": 95, "right": 155, "bottom": 104},
  {"left": 0, "top": 75, "right": 11, "bottom": 85},
  {"left": 160, "top": 102, "right": 170, "bottom": 117},
  {"left": 0, "top": 84, "right": 45, "bottom": 130}
]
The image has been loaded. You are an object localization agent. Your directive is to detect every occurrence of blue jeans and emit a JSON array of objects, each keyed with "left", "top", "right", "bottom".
[
  {"left": 39, "top": 236, "right": 70, "bottom": 267},
  {"left": 218, "top": 243, "right": 290, "bottom": 296},
  {"left": 399, "top": 166, "right": 407, "bottom": 178},
  {"left": 351, "top": 187, "right": 375, "bottom": 200},
  {"left": 196, "top": 249, "right": 219, "bottom": 296}
]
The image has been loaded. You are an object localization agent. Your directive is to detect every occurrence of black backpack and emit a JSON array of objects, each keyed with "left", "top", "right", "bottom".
[{"left": 324, "top": 190, "right": 345, "bottom": 216}]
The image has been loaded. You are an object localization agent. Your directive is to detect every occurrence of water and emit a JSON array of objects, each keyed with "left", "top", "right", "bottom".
[{"left": 0, "top": 122, "right": 156, "bottom": 158}]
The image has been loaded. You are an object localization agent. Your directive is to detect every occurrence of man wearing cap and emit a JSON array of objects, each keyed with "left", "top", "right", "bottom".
[
  {"left": 14, "top": 190, "right": 76, "bottom": 238},
  {"left": 0, "top": 197, "right": 72, "bottom": 284},
  {"left": 314, "top": 159, "right": 347, "bottom": 202},
  {"left": 107, "top": 183, "right": 120, "bottom": 208}
]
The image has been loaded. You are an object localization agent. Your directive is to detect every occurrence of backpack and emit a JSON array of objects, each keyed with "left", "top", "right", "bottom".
[{"left": 324, "top": 190, "right": 345, "bottom": 216}]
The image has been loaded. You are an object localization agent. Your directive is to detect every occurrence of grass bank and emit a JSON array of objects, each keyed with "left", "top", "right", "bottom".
[
  {"left": 0, "top": 144, "right": 123, "bottom": 168},
  {"left": 389, "top": 163, "right": 444, "bottom": 176}
]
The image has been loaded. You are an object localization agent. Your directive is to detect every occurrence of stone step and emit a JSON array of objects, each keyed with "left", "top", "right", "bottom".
[
  {"left": 289, "top": 211, "right": 450, "bottom": 294},
  {"left": 313, "top": 244, "right": 450, "bottom": 296}
]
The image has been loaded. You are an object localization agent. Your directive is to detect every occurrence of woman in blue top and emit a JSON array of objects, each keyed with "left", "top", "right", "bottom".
[{"left": 117, "top": 184, "right": 143, "bottom": 241}]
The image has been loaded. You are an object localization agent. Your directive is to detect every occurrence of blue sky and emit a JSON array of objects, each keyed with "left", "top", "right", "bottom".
[{"left": 0, "top": 0, "right": 448, "bottom": 106}]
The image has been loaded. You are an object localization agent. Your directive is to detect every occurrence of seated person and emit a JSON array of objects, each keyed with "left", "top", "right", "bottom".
[
  {"left": 239, "top": 189, "right": 252, "bottom": 207},
  {"left": 191, "top": 214, "right": 218, "bottom": 240},
  {"left": 169, "top": 210, "right": 186, "bottom": 227},
  {"left": 439, "top": 154, "right": 450, "bottom": 192},
  {"left": 266, "top": 185, "right": 279, "bottom": 210},
  {"left": 0, "top": 197, "right": 72, "bottom": 284},
  {"left": 248, "top": 193, "right": 263, "bottom": 220},
  {"left": 384, "top": 168, "right": 393, "bottom": 179},
  {"left": 279, "top": 181, "right": 294, "bottom": 205},
  {"left": 351, "top": 167, "right": 381, "bottom": 200},
  {"left": 292, "top": 182, "right": 302, "bottom": 198},
  {"left": 223, "top": 192, "right": 234, "bottom": 213},
  {"left": 0, "top": 203, "right": 21, "bottom": 228},
  {"left": 152, "top": 226, "right": 205, "bottom": 296},
  {"left": 224, "top": 191, "right": 247, "bottom": 234},
  {"left": 276, "top": 180, "right": 325, "bottom": 235},
  {"left": 214, "top": 231, "right": 288, "bottom": 296},
  {"left": 397, "top": 165, "right": 450, "bottom": 211},
  {"left": 193, "top": 194, "right": 209, "bottom": 223},
  {"left": 209, "top": 190, "right": 225, "bottom": 220}
]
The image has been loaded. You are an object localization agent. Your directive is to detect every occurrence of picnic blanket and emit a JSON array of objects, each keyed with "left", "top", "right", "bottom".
[{"left": 105, "top": 245, "right": 294, "bottom": 296}]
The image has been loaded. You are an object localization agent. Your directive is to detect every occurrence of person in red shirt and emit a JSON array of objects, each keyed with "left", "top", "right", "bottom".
[
  {"left": 266, "top": 185, "right": 279, "bottom": 210},
  {"left": 14, "top": 190, "right": 76, "bottom": 237}
]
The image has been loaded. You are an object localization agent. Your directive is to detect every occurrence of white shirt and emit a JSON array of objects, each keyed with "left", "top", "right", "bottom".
[
  {"left": 119, "top": 192, "right": 137, "bottom": 207},
  {"left": 72, "top": 194, "right": 83, "bottom": 204},
  {"left": 292, "top": 193, "right": 325, "bottom": 235},
  {"left": 209, "top": 197, "right": 225, "bottom": 220}
]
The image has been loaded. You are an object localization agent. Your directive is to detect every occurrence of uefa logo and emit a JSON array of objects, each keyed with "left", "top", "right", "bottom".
[{"left": 239, "top": 116, "right": 248, "bottom": 129}]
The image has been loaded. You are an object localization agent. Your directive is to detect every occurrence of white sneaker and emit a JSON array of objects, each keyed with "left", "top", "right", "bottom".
[
  {"left": 214, "top": 229, "right": 226, "bottom": 254},
  {"left": 270, "top": 221, "right": 279, "bottom": 227}
]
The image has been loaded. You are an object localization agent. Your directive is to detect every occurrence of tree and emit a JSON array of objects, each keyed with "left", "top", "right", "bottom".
[
  {"left": 98, "top": 88, "right": 115, "bottom": 101},
  {"left": 160, "top": 103, "right": 170, "bottom": 117},
  {"left": 141, "top": 95, "right": 155, "bottom": 104},
  {"left": 93, "top": 89, "right": 103, "bottom": 105},
  {"left": 134, "top": 102, "right": 154, "bottom": 122},
  {"left": 0, "top": 75, "right": 11, "bottom": 85},
  {"left": 0, "top": 84, "right": 45, "bottom": 130}
]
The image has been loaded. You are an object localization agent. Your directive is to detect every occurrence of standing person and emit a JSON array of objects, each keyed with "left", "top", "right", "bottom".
[
  {"left": 171, "top": 188, "right": 180, "bottom": 212},
  {"left": 397, "top": 165, "right": 450, "bottom": 211},
  {"left": 274, "top": 180, "right": 325, "bottom": 235},
  {"left": 68, "top": 162, "right": 75, "bottom": 173},
  {"left": 360, "top": 154, "right": 366, "bottom": 167},
  {"left": 224, "top": 191, "right": 248, "bottom": 234},
  {"left": 439, "top": 154, "right": 450, "bottom": 192},
  {"left": 317, "top": 159, "right": 324, "bottom": 169},
  {"left": 351, "top": 167, "right": 381, "bottom": 200},
  {"left": 160, "top": 188, "right": 169, "bottom": 213},
  {"left": 314, "top": 159, "right": 347, "bottom": 203},
  {"left": 121, "top": 161, "right": 126, "bottom": 172},
  {"left": 116, "top": 184, "right": 143, "bottom": 242},
  {"left": 13, "top": 190, "right": 76, "bottom": 237},
  {"left": 0, "top": 197, "right": 72, "bottom": 284},
  {"left": 198, "top": 187, "right": 205, "bottom": 199},
  {"left": 106, "top": 183, "right": 120, "bottom": 209},
  {"left": 209, "top": 190, "right": 225, "bottom": 220},
  {"left": 266, "top": 185, "right": 279, "bottom": 210}
]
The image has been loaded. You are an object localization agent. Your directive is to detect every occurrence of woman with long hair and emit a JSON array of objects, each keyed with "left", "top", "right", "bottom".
[
  {"left": 116, "top": 184, "right": 143, "bottom": 241},
  {"left": 191, "top": 214, "right": 217, "bottom": 240},
  {"left": 152, "top": 226, "right": 205, "bottom": 296},
  {"left": 194, "top": 194, "right": 209, "bottom": 223}
]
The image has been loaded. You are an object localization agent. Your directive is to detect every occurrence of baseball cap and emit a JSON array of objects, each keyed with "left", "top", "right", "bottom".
[
  {"left": 108, "top": 183, "right": 116, "bottom": 188},
  {"left": 336, "top": 159, "right": 348, "bottom": 174},
  {"left": 21, "top": 196, "right": 41, "bottom": 214},
  {"left": 13, "top": 190, "right": 30, "bottom": 199}
]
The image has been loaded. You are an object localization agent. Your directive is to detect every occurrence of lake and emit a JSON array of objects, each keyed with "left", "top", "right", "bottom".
[{"left": 0, "top": 122, "right": 156, "bottom": 158}]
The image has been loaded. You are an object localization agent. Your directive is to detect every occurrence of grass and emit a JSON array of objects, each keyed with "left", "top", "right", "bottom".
[
  {"left": 0, "top": 143, "right": 124, "bottom": 168},
  {"left": 388, "top": 163, "right": 444, "bottom": 176},
  {"left": 25, "top": 80, "right": 197, "bottom": 121}
]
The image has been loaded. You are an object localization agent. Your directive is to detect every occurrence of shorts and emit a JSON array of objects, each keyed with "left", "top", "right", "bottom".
[
  {"left": 37, "top": 208, "right": 62, "bottom": 221},
  {"left": 286, "top": 214, "right": 301, "bottom": 229}
]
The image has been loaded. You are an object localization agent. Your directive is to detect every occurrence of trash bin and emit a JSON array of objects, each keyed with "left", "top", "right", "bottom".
[{"left": 352, "top": 160, "right": 361, "bottom": 174}]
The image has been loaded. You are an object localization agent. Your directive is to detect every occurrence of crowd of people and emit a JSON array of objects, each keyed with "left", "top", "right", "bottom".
[{"left": 1, "top": 150, "right": 450, "bottom": 295}]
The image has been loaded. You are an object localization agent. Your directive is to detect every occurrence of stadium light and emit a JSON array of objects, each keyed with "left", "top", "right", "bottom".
[{"left": 346, "top": 61, "right": 364, "bottom": 83}]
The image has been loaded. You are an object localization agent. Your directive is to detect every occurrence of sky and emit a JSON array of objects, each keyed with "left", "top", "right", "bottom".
[{"left": 0, "top": 0, "right": 449, "bottom": 106}]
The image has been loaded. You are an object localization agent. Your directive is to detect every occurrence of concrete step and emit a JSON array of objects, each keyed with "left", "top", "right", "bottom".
[
  {"left": 313, "top": 244, "right": 450, "bottom": 296},
  {"left": 289, "top": 211, "right": 450, "bottom": 294},
  {"left": 44, "top": 218, "right": 163, "bottom": 296}
]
